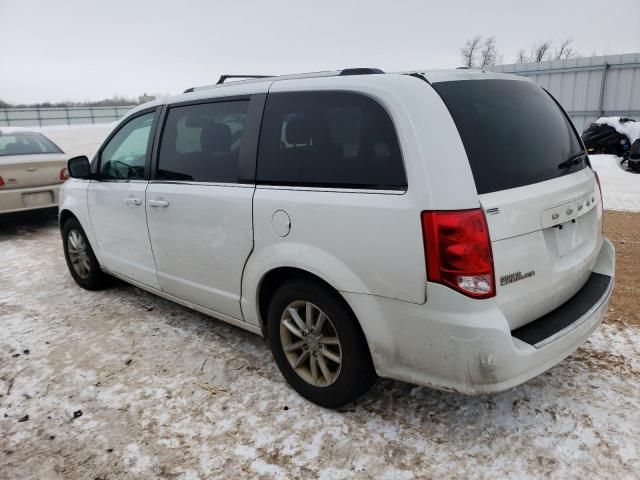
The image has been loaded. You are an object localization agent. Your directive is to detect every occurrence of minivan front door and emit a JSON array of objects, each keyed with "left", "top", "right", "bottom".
[
  {"left": 145, "top": 99, "right": 257, "bottom": 319},
  {"left": 88, "top": 110, "right": 160, "bottom": 289}
]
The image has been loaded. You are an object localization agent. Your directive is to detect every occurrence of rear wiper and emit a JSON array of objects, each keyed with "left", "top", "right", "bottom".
[{"left": 558, "top": 152, "right": 587, "bottom": 170}]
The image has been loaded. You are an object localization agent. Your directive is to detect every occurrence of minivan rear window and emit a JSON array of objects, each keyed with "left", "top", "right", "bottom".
[
  {"left": 257, "top": 92, "right": 406, "bottom": 190},
  {"left": 432, "top": 79, "right": 585, "bottom": 194}
]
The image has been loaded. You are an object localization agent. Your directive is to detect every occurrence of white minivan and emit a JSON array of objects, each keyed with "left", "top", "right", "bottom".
[{"left": 60, "top": 68, "right": 615, "bottom": 408}]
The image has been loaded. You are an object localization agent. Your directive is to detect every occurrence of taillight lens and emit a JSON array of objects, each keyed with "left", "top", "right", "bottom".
[
  {"left": 421, "top": 208, "right": 495, "bottom": 299},
  {"left": 594, "top": 170, "right": 602, "bottom": 206},
  {"left": 0, "top": 176, "right": 4, "bottom": 187},
  {"left": 59, "top": 168, "right": 69, "bottom": 181},
  {"left": 593, "top": 170, "right": 604, "bottom": 232}
]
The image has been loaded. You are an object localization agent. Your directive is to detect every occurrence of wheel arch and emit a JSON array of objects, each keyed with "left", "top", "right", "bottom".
[
  {"left": 255, "top": 267, "right": 372, "bottom": 357},
  {"left": 59, "top": 208, "right": 77, "bottom": 229}
]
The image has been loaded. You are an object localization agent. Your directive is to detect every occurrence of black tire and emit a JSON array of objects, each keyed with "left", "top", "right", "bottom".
[
  {"left": 62, "top": 217, "right": 108, "bottom": 290},
  {"left": 267, "top": 278, "right": 376, "bottom": 408}
]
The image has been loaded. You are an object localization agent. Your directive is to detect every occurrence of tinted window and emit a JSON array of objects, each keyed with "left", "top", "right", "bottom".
[
  {"left": 257, "top": 92, "right": 406, "bottom": 189},
  {"left": 100, "top": 112, "right": 154, "bottom": 180},
  {"left": 433, "top": 80, "right": 585, "bottom": 194},
  {"left": 0, "top": 133, "right": 63, "bottom": 156},
  {"left": 157, "top": 100, "right": 249, "bottom": 183}
]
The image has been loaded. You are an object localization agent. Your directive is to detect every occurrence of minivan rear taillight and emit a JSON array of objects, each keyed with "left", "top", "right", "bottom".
[
  {"left": 0, "top": 176, "right": 4, "bottom": 187},
  {"left": 421, "top": 209, "right": 495, "bottom": 299},
  {"left": 594, "top": 170, "right": 602, "bottom": 207},
  {"left": 593, "top": 170, "right": 604, "bottom": 232}
]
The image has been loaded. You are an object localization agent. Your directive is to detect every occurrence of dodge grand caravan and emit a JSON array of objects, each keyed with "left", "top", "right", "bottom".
[{"left": 60, "top": 68, "right": 615, "bottom": 408}]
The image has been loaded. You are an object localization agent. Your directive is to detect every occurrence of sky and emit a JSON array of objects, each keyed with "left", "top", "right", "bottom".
[{"left": 1, "top": 0, "right": 639, "bottom": 104}]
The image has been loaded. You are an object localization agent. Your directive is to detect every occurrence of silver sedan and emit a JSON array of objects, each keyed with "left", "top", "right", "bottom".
[{"left": 0, "top": 130, "right": 69, "bottom": 214}]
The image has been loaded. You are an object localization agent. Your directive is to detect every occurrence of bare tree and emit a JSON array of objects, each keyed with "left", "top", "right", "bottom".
[
  {"left": 531, "top": 40, "right": 553, "bottom": 62},
  {"left": 515, "top": 49, "right": 528, "bottom": 63},
  {"left": 554, "top": 38, "right": 579, "bottom": 60},
  {"left": 479, "top": 36, "right": 498, "bottom": 68},
  {"left": 460, "top": 35, "right": 482, "bottom": 68}
]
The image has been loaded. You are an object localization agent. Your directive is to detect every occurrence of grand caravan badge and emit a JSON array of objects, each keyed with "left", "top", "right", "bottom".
[{"left": 500, "top": 270, "right": 535, "bottom": 286}]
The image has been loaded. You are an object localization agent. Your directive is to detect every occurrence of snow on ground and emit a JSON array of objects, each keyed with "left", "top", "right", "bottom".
[
  {"left": 590, "top": 155, "right": 640, "bottom": 212},
  {"left": 1, "top": 219, "right": 640, "bottom": 479},
  {"left": 596, "top": 117, "right": 640, "bottom": 144}
]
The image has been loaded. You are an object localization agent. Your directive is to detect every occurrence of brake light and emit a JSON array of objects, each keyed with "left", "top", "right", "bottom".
[
  {"left": 421, "top": 209, "right": 495, "bottom": 299},
  {"left": 0, "top": 176, "right": 4, "bottom": 187},
  {"left": 59, "top": 168, "right": 69, "bottom": 181},
  {"left": 593, "top": 170, "right": 604, "bottom": 233},
  {"left": 594, "top": 170, "right": 602, "bottom": 206}
]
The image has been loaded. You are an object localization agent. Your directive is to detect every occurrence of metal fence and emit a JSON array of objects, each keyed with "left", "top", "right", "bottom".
[
  {"left": 492, "top": 53, "right": 640, "bottom": 132},
  {"left": 0, "top": 105, "right": 135, "bottom": 127}
]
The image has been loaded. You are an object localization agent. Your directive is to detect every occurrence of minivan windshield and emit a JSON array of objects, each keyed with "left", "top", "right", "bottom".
[{"left": 432, "top": 79, "right": 585, "bottom": 194}]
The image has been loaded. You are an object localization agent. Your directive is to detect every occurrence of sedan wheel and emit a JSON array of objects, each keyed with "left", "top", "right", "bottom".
[{"left": 280, "top": 300, "right": 342, "bottom": 387}]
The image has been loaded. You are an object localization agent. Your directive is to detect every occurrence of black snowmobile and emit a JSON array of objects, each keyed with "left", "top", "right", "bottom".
[
  {"left": 581, "top": 118, "right": 634, "bottom": 157},
  {"left": 628, "top": 139, "right": 640, "bottom": 172}
]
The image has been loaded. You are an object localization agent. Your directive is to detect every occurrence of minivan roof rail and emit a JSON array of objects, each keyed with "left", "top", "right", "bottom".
[
  {"left": 182, "top": 68, "right": 386, "bottom": 94},
  {"left": 217, "top": 74, "right": 272, "bottom": 84},
  {"left": 339, "top": 68, "right": 385, "bottom": 76},
  {"left": 183, "top": 74, "right": 272, "bottom": 93}
]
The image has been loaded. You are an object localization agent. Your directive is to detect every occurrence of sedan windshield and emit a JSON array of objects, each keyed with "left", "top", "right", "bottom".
[{"left": 0, "top": 132, "right": 63, "bottom": 156}]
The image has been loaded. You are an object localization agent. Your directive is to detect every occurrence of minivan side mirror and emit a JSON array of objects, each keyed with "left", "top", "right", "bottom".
[{"left": 67, "top": 156, "right": 92, "bottom": 179}]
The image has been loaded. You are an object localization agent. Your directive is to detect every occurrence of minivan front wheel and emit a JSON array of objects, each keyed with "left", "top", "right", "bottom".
[
  {"left": 62, "top": 218, "right": 107, "bottom": 290},
  {"left": 267, "top": 279, "right": 376, "bottom": 408}
]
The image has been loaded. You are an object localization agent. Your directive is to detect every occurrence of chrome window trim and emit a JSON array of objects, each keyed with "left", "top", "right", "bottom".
[
  {"left": 256, "top": 185, "right": 406, "bottom": 195},
  {"left": 148, "top": 180, "right": 254, "bottom": 188}
]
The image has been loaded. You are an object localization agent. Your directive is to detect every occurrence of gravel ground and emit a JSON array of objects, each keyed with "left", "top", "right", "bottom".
[{"left": 0, "top": 210, "right": 638, "bottom": 479}]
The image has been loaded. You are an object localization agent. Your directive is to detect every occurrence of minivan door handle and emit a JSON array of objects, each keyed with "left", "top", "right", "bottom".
[
  {"left": 148, "top": 199, "right": 170, "bottom": 208},
  {"left": 124, "top": 196, "right": 142, "bottom": 206}
]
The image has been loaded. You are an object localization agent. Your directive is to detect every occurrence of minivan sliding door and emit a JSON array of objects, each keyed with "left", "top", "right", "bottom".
[{"left": 145, "top": 95, "right": 263, "bottom": 320}]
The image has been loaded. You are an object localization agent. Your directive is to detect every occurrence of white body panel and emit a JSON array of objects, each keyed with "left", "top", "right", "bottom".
[
  {"left": 87, "top": 181, "right": 160, "bottom": 289},
  {"left": 59, "top": 69, "right": 616, "bottom": 396},
  {"left": 342, "top": 238, "right": 614, "bottom": 394},
  {"left": 242, "top": 187, "right": 424, "bottom": 327},
  {"left": 146, "top": 182, "right": 254, "bottom": 320},
  {"left": 482, "top": 169, "right": 604, "bottom": 330}
]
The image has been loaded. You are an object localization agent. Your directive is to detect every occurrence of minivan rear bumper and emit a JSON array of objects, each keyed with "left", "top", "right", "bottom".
[{"left": 342, "top": 237, "right": 615, "bottom": 395}]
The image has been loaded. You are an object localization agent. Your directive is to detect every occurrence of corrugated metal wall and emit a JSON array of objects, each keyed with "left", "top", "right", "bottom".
[{"left": 492, "top": 53, "right": 640, "bottom": 132}]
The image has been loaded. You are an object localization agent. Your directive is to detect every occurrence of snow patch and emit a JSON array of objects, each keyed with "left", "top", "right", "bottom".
[
  {"left": 590, "top": 154, "right": 640, "bottom": 212},
  {"left": 122, "top": 443, "right": 156, "bottom": 475}
]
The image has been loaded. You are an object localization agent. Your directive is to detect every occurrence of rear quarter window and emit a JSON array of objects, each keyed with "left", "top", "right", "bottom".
[
  {"left": 257, "top": 91, "right": 406, "bottom": 190},
  {"left": 432, "top": 79, "right": 585, "bottom": 194}
]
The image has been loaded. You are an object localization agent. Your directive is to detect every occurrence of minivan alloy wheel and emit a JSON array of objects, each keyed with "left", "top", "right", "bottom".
[
  {"left": 67, "top": 229, "right": 91, "bottom": 279},
  {"left": 280, "top": 301, "right": 342, "bottom": 387}
]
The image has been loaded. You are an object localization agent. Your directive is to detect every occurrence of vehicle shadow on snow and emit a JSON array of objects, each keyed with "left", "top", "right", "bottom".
[{"left": 0, "top": 208, "right": 58, "bottom": 238}]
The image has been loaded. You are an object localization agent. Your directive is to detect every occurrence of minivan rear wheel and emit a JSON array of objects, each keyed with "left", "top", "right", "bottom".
[{"left": 267, "top": 279, "right": 376, "bottom": 408}]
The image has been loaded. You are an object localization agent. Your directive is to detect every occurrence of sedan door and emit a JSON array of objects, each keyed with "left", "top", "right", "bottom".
[
  {"left": 145, "top": 97, "right": 262, "bottom": 320},
  {"left": 87, "top": 109, "right": 160, "bottom": 289}
]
